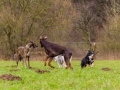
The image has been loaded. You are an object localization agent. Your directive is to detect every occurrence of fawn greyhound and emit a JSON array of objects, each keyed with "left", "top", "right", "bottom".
[{"left": 16, "top": 41, "right": 38, "bottom": 67}]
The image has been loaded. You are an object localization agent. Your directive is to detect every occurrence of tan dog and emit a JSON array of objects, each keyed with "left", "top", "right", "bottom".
[{"left": 16, "top": 41, "right": 38, "bottom": 67}]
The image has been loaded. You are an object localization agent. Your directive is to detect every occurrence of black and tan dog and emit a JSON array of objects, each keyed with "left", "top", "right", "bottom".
[
  {"left": 81, "top": 50, "right": 95, "bottom": 68},
  {"left": 40, "top": 36, "right": 73, "bottom": 69},
  {"left": 16, "top": 41, "right": 38, "bottom": 68}
]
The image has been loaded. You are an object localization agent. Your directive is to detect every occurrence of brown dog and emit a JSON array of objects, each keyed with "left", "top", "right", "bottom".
[
  {"left": 40, "top": 36, "right": 73, "bottom": 69},
  {"left": 16, "top": 41, "right": 38, "bottom": 67}
]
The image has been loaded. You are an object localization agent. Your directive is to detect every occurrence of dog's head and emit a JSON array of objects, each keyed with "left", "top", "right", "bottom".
[
  {"left": 39, "top": 36, "right": 47, "bottom": 47},
  {"left": 86, "top": 50, "right": 94, "bottom": 57},
  {"left": 29, "top": 41, "right": 38, "bottom": 48}
]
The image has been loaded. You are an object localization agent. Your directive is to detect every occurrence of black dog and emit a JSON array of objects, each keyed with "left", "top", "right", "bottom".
[{"left": 81, "top": 50, "right": 95, "bottom": 68}]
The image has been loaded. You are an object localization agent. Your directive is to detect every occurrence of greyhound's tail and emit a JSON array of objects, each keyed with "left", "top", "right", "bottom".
[{"left": 14, "top": 54, "right": 16, "bottom": 60}]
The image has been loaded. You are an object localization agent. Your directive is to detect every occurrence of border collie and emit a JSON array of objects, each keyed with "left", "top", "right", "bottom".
[{"left": 81, "top": 50, "right": 95, "bottom": 68}]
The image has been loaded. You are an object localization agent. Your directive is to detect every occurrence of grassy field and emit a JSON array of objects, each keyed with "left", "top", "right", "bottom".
[{"left": 0, "top": 60, "right": 120, "bottom": 90}]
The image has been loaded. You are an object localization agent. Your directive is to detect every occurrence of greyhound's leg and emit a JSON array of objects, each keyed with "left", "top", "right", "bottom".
[
  {"left": 16, "top": 59, "right": 19, "bottom": 67},
  {"left": 48, "top": 57, "right": 54, "bottom": 68},
  {"left": 24, "top": 58, "right": 27, "bottom": 67},
  {"left": 22, "top": 58, "right": 25, "bottom": 67},
  {"left": 22, "top": 59, "right": 27, "bottom": 67},
  {"left": 16, "top": 54, "right": 19, "bottom": 67},
  {"left": 22, "top": 57, "right": 27, "bottom": 67},
  {"left": 28, "top": 56, "right": 30, "bottom": 68}
]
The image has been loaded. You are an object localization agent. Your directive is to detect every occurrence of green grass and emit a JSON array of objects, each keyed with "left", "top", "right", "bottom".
[{"left": 0, "top": 60, "right": 120, "bottom": 90}]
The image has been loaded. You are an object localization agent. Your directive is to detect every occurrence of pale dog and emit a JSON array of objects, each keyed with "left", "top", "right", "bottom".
[{"left": 54, "top": 55, "right": 72, "bottom": 68}]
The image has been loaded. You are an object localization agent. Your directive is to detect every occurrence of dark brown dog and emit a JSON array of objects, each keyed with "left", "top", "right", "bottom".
[
  {"left": 16, "top": 41, "right": 38, "bottom": 67},
  {"left": 39, "top": 36, "right": 73, "bottom": 69}
]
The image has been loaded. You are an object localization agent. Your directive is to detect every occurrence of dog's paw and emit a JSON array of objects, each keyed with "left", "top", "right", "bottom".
[{"left": 44, "top": 63, "right": 46, "bottom": 66}]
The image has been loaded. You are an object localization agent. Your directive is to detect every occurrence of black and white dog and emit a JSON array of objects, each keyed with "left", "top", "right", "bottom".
[
  {"left": 54, "top": 55, "right": 72, "bottom": 68},
  {"left": 81, "top": 50, "right": 95, "bottom": 68}
]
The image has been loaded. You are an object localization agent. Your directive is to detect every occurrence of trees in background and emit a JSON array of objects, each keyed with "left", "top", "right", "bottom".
[
  {"left": 72, "top": 0, "right": 113, "bottom": 49},
  {"left": 97, "top": 0, "right": 120, "bottom": 59},
  {"left": 0, "top": 0, "right": 75, "bottom": 58},
  {"left": 0, "top": 0, "right": 120, "bottom": 59}
]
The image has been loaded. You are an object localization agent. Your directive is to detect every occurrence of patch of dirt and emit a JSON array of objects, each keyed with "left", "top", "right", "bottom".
[
  {"left": 29, "top": 67, "right": 37, "bottom": 70},
  {"left": 35, "top": 69, "right": 50, "bottom": 74},
  {"left": 5, "top": 65, "right": 17, "bottom": 68},
  {"left": 29, "top": 67, "right": 50, "bottom": 74},
  {"left": 102, "top": 67, "right": 112, "bottom": 71},
  {"left": 10, "top": 69, "right": 20, "bottom": 72},
  {"left": 0, "top": 74, "right": 22, "bottom": 81}
]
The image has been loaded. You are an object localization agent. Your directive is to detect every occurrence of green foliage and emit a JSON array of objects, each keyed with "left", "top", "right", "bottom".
[{"left": 0, "top": 60, "right": 120, "bottom": 90}]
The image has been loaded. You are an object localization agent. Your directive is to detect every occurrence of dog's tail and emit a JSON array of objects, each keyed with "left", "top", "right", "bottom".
[{"left": 14, "top": 54, "right": 16, "bottom": 60}]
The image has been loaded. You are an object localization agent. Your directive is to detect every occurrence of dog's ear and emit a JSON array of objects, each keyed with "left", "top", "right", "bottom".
[
  {"left": 29, "top": 40, "right": 33, "bottom": 43},
  {"left": 44, "top": 36, "right": 47, "bottom": 40},
  {"left": 88, "top": 50, "right": 91, "bottom": 53},
  {"left": 40, "top": 36, "right": 42, "bottom": 39}
]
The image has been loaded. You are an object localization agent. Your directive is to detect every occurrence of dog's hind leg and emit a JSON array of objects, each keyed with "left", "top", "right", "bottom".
[
  {"left": 69, "top": 56, "right": 73, "bottom": 69},
  {"left": 64, "top": 54, "right": 72, "bottom": 69},
  {"left": 69, "top": 63, "right": 73, "bottom": 69}
]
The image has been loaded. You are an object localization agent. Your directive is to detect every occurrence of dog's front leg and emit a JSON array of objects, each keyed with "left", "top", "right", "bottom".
[
  {"left": 22, "top": 56, "right": 27, "bottom": 68},
  {"left": 16, "top": 54, "right": 19, "bottom": 67},
  {"left": 44, "top": 57, "right": 49, "bottom": 66},
  {"left": 22, "top": 58, "right": 25, "bottom": 67},
  {"left": 27, "top": 56, "right": 30, "bottom": 68},
  {"left": 48, "top": 57, "right": 54, "bottom": 68},
  {"left": 90, "top": 62, "right": 94, "bottom": 67}
]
